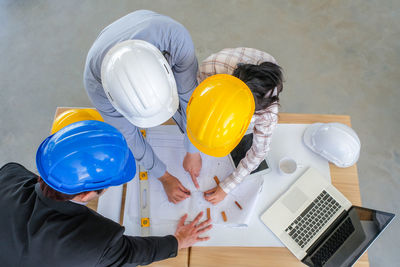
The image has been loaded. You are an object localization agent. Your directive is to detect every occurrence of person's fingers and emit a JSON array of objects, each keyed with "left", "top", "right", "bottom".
[
  {"left": 174, "top": 195, "right": 182, "bottom": 202},
  {"left": 197, "top": 224, "right": 213, "bottom": 234},
  {"left": 192, "top": 168, "right": 200, "bottom": 177},
  {"left": 183, "top": 164, "right": 189, "bottom": 172},
  {"left": 196, "top": 236, "right": 210, "bottom": 242},
  {"left": 177, "top": 195, "right": 188, "bottom": 202},
  {"left": 204, "top": 188, "right": 216, "bottom": 195},
  {"left": 204, "top": 188, "right": 214, "bottom": 194},
  {"left": 178, "top": 214, "right": 188, "bottom": 227},
  {"left": 179, "top": 187, "right": 191, "bottom": 196},
  {"left": 172, "top": 192, "right": 184, "bottom": 201},
  {"left": 196, "top": 218, "right": 212, "bottom": 229},
  {"left": 191, "top": 173, "right": 200, "bottom": 189},
  {"left": 174, "top": 196, "right": 183, "bottom": 203},
  {"left": 175, "top": 191, "right": 188, "bottom": 199},
  {"left": 205, "top": 194, "right": 217, "bottom": 202},
  {"left": 190, "top": 211, "right": 204, "bottom": 226},
  {"left": 178, "top": 183, "right": 191, "bottom": 195},
  {"left": 174, "top": 195, "right": 185, "bottom": 203},
  {"left": 174, "top": 199, "right": 184, "bottom": 204}
]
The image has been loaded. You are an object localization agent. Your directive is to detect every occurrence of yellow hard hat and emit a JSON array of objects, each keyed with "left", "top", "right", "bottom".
[
  {"left": 51, "top": 108, "right": 104, "bottom": 134},
  {"left": 186, "top": 74, "right": 255, "bottom": 157}
]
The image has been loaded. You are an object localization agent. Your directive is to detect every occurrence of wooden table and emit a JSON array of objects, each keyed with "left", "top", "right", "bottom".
[
  {"left": 53, "top": 108, "right": 369, "bottom": 267},
  {"left": 190, "top": 113, "right": 369, "bottom": 267}
]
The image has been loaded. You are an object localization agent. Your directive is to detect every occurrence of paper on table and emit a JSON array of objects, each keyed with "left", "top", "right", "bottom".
[
  {"left": 104, "top": 124, "right": 331, "bottom": 247},
  {"left": 126, "top": 125, "right": 263, "bottom": 227},
  {"left": 188, "top": 124, "right": 332, "bottom": 247}
]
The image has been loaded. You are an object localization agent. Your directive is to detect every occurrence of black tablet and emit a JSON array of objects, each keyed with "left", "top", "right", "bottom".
[{"left": 229, "top": 133, "right": 270, "bottom": 175}]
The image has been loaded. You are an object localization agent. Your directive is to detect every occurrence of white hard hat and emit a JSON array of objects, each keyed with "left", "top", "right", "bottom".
[
  {"left": 303, "top": 122, "right": 361, "bottom": 168},
  {"left": 101, "top": 40, "right": 178, "bottom": 128}
]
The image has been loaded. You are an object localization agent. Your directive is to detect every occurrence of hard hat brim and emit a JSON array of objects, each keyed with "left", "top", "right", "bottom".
[
  {"left": 51, "top": 109, "right": 104, "bottom": 134},
  {"left": 303, "top": 123, "right": 324, "bottom": 152},
  {"left": 124, "top": 96, "right": 179, "bottom": 128},
  {"left": 186, "top": 128, "right": 240, "bottom": 157},
  {"left": 36, "top": 132, "right": 137, "bottom": 195}
]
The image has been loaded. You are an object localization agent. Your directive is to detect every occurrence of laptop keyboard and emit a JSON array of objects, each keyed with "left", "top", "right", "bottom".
[
  {"left": 285, "top": 190, "right": 341, "bottom": 248},
  {"left": 311, "top": 217, "right": 355, "bottom": 266}
]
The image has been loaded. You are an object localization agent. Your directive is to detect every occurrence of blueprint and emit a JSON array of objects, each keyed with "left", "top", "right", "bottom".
[
  {"left": 99, "top": 123, "right": 332, "bottom": 247},
  {"left": 126, "top": 125, "right": 264, "bottom": 226}
]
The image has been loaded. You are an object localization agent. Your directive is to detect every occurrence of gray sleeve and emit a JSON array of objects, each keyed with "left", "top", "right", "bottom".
[
  {"left": 169, "top": 28, "right": 199, "bottom": 154},
  {"left": 84, "top": 68, "right": 167, "bottom": 179}
]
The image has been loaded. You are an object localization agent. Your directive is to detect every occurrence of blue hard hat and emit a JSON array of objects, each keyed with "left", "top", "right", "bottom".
[{"left": 36, "top": 120, "right": 136, "bottom": 194}]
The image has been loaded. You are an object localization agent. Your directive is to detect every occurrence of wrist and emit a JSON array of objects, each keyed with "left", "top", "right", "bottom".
[
  {"left": 158, "top": 171, "right": 170, "bottom": 182},
  {"left": 174, "top": 234, "right": 183, "bottom": 250},
  {"left": 218, "top": 183, "right": 230, "bottom": 195}
]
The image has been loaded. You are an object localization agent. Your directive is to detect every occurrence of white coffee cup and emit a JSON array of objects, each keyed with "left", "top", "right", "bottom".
[{"left": 278, "top": 157, "right": 298, "bottom": 175}]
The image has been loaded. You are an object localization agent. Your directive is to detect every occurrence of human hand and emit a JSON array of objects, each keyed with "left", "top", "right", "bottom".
[
  {"left": 174, "top": 212, "right": 212, "bottom": 249},
  {"left": 183, "top": 152, "right": 202, "bottom": 189},
  {"left": 204, "top": 186, "right": 227, "bottom": 205},
  {"left": 159, "top": 171, "right": 191, "bottom": 204}
]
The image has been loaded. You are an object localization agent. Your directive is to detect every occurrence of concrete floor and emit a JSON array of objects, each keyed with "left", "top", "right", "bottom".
[{"left": 1, "top": 0, "right": 399, "bottom": 265}]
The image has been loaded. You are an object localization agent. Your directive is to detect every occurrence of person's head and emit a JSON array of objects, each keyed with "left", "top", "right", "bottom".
[
  {"left": 36, "top": 120, "right": 136, "bottom": 201},
  {"left": 101, "top": 40, "right": 178, "bottom": 128},
  {"left": 186, "top": 74, "right": 255, "bottom": 157},
  {"left": 37, "top": 176, "right": 105, "bottom": 202},
  {"left": 233, "top": 62, "right": 283, "bottom": 111}
]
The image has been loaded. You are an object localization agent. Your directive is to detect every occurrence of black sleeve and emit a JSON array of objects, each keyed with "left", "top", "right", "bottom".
[
  {"left": 0, "top": 162, "right": 38, "bottom": 185},
  {"left": 98, "top": 234, "right": 178, "bottom": 266}
]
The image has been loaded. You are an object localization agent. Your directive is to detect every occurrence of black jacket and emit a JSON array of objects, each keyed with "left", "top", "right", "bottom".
[{"left": 0, "top": 163, "right": 178, "bottom": 266}]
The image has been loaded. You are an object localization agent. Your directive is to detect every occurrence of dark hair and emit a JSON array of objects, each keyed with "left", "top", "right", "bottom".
[
  {"left": 233, "top": 61, "right": 284, "bottom": 111},
  {"left": 37, "top": 177, "right": 104, "bottom": 201}
]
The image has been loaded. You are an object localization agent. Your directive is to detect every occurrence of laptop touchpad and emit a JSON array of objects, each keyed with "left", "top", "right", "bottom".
[{"left": 282, "top": 187, "right": 308, "bottom": 213}]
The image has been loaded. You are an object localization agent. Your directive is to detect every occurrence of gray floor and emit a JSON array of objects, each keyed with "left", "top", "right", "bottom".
[{"left": 1, "top": 0, "right": 399, "bottom": 265}]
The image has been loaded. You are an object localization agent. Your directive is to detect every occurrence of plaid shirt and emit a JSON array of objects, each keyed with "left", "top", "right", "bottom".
[{"left": 198, "top": 47, "right": 279, "bottom": 194}]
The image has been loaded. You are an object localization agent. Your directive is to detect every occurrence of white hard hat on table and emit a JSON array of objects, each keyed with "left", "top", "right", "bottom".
[
  {"left": 101, "top": 40, "right": 178, "bottom": 128},
  {"left": 303, "top": 122, "right": 361, "bottom": 168}
]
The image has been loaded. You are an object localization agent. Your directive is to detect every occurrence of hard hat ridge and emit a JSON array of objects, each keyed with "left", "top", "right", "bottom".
[{"left": 101, "top": 40, "right": 178, "bottom": 128}]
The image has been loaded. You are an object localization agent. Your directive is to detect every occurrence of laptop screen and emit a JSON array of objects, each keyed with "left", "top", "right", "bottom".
[
  {"left": 339, "top": 206, "right": 394, "bottom": 266},
  {"left": 302, "top": 206, "right": 395, "bottom": 267}
]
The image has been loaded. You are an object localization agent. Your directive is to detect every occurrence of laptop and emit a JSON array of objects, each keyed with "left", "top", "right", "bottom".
[{"left": 261, "top": 168, "right": 395, "bottom": 267}]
